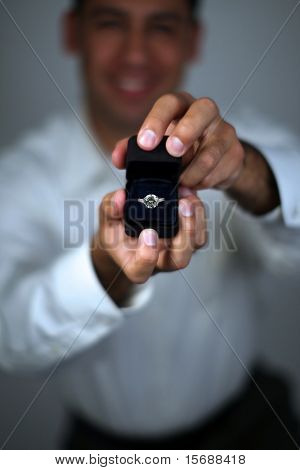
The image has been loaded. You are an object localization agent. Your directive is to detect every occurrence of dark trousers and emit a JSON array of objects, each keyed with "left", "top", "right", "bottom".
[{"left": 63, "top": 364, "right": 300, "bottom": 450}]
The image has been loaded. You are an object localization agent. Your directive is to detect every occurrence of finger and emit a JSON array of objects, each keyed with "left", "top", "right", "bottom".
[
  {"left": 111, "top": 137, "right": 129, "bottom": 169},
  {"left": 166, "top": 97, "right": 220, "bottom": 157},
  {"left": 179, "top": 136, "right": 231, "bottom": 187},
  {"left": 98, "top": 189, "right": 129, "bottom": 254},
  {"left": 124, "top": 229, "right": 159, "bottom": 283},
  {"left": 178, "top": 189, "right": 206, "bottom": 247},
  {"left": 193, "top": 197, "right": 207, "bottom": 248},
  {"left": 197, "top": 142, "right": 245, "bottom": 190},
  {"left": 174, "top": 195, "right": 206, "bottom": 252},
  {"left": 137, "top": 92, "right": 194, "bottom": 150},
  {"left": 157, "top": 195, "right": 205, "bottom": 271},
  {"left": 100, "top": 189, "right": 126, "bottom": 225},
  {"left": 159, "top": 198, "right": 195, "bottom": 270}
]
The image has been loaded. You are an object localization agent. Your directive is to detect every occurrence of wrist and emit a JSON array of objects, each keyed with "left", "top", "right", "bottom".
[
  {"left": 90, "top": 238, "right": 135, "bottom": 307},
  {"left": 227, "top": 140, "right": 280, "bottom": 215},
  {"left": 228, "top": 141, "right": 256, "bottom": 193}
]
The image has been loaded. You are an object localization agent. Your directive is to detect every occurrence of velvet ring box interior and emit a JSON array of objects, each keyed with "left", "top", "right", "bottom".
[{"left": 124, "top": 135, "right": 182, "bottom": 238}]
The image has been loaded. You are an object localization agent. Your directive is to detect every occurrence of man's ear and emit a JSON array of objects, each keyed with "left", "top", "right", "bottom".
[
  {"left": 62, "top": 11, "right": 80, "bottom": 55},
  {"left": 186, "top": 20, "right": 205, "bottom": 63}
]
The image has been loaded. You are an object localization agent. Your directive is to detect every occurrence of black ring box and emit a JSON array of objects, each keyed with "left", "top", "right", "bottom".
[{"left": 124, "top": 135, "right": 182, "bottom": 238}]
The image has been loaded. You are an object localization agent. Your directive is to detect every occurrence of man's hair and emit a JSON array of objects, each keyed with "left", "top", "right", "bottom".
[{"left": 72, "top": 0, "right": 201, "bottom": 18}]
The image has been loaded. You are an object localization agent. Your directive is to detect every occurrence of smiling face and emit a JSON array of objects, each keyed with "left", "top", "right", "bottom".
[{"left": 64, "top": 0, "right": 200, "bottom": 134}]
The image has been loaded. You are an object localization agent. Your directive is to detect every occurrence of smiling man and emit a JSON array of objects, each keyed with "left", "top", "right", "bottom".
[
  {"left": 67, "top": 0, "right": 201, "bottom": 148},
  {"left": 0, "top": 0, "right": 300, "bottom": 450}
]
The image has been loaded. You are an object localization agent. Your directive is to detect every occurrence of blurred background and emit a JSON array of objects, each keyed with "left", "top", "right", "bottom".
[{"left": 0, "top": 0, "right": 299, "bottom": 449}]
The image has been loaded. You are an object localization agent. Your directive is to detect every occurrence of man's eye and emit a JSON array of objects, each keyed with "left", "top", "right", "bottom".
[
  {"left": 94, "top": 21, "right": 122, "bottom": 29},
  {"left": 151, "top": 24, "right": 176, "bottom": 34}
]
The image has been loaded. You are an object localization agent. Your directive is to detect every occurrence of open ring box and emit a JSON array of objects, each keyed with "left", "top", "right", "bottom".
[{"left": 124, "top": 135, "right": 182, "bottom": 238}]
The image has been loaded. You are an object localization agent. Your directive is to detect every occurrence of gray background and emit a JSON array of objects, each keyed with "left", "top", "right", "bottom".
[{"left": 0, "top": 0, "right": 299, "bottom": 449}]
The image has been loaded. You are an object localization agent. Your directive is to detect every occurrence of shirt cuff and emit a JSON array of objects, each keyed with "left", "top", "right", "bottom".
[
  {"left": 53, "top": 242, "right": 123, "bottom": 322},
  {"left": 249, "top": 205, "right": 282, "bottom": 224},
  {"left": 255, "top": 145, "right": 300, "bottom": 228},
  {"left": 57, "top": 242, "right": 154, "bottom": 319},
  {"left": 42, "top": 242, "right": 155, "bottom": 361}
]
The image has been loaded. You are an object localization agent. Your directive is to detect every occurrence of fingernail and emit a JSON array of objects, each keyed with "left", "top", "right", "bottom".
[
  {"left": 179, "top": 199, "right": 194, "bottom": 217},
  {"left": 167, "top": 136, "right": 185, "bottom": 156},
  {"left": 142, "top": 229, "right": 158, "bottom": 246},
  {"left": 138, "top": 129, "right": 157, "bottom": 148},
  {"left": 179, "top": 186, "right": 196, "bottom": 198}
]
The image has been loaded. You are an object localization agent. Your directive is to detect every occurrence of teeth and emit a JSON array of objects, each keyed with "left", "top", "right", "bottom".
[{"left": 118, "top": 79, "right": 146, "bottom": 92}]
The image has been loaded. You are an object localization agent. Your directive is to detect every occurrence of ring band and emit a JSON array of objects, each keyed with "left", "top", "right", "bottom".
[{"left": 138, "top": 194, "right": 165, "bottom": 209}]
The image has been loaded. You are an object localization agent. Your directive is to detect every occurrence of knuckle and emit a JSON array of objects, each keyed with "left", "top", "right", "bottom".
[
  {"left": 233, "top": 141, "right": 245, "bottom": 161},
  {"left": 179, "top": 117, "right": 198, "bottom": 137},
  {"left": 216, "top": 137, "right": 229, "bottom": 155},
  {"left": 200, "top": 153, "right": 215, "bottom": 172},
  {"left": 201, "top": 148, "right": 219, "bottom": 170},
  {"left": 224, "top": 122, "right": 236, "bottom": 137},
  {"left": 199, "top": 97, "right": 219, "bottom": 115},
  {"left": 158, "top": 93, "right": 179, "bottom": 108},
  {"left": 222, "top": 119, "right": 236, "bottom": 136},
  {"left": 207, "top": 145, "right": 222, "bottom": 161},
  {"left": 175, "top": 257, "right": 190, "bottom": 270}
]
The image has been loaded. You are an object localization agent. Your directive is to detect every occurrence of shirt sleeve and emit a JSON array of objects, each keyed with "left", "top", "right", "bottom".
[
  {"left": 231, "top": 108, "right": 300, "bottom": 228},
  {"left": 256, "top": 145, "right": 300, "bottom": 228},
  {"left": 229, "top": 110, "right": 300, "bottom": 272},
  {"left": 0, "top": 142, "right": 154, "bottom": 373}
]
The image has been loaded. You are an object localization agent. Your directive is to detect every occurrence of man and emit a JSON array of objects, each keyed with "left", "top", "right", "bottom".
[{"left": 0, "top": 0, "right": 299, "bottom": 449}]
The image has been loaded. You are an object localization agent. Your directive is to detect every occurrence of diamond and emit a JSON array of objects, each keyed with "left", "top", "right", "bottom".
[{"left": 138, "top": 194, "right": 165, "bottom": 209}]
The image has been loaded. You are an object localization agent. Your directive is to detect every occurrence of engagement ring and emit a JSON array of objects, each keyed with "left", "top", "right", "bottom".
[{"left": 138, "top": 194, "right": 165, "bottom": 209}]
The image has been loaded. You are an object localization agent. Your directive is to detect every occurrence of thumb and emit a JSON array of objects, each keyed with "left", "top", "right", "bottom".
[
  {"left": 125, "top": 229, "right": 159, "bottom": 283},
  {"left": 100, "top": 189, "right": 125, "bottom": 224}
]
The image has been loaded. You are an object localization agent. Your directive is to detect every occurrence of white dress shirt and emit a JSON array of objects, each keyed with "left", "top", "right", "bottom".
[{"left": 0, "top": 109, "right": 299, "bottom": 438}]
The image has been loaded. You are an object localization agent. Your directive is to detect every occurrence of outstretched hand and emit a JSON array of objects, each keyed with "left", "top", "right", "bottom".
[{"left": 112, "top": 92, "right": 245, "bottom": 191}]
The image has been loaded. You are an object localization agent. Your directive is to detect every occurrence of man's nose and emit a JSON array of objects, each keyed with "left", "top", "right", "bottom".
[{"left": 123, "top": 28, "right": 148, "bottom": 66}]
